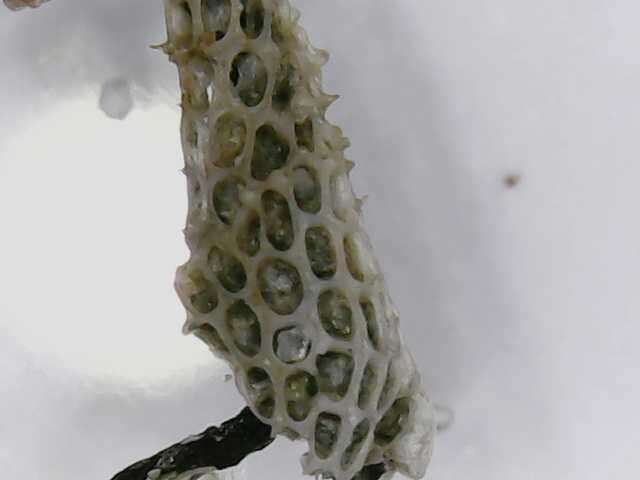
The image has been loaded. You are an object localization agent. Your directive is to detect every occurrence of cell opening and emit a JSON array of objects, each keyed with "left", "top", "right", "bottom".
[
  {"left": 202, "top": 0, "right": 231, "bottom": 40},
  {"left": 251, "top": 124, "right": 290, "bottom": 180},
  {"left": 295, "top": 118, "right": 314, "bottom": 151},
  {"left": 240, "top": 0, "right": 265, "bottom": 39},
  {"left": 274, "top": 326, "right": 311, "bottom": 364},
  {"left": 344, "top": 235, "right": 365, "bottom": 282},
  {"left": 230, "top": 52, "right": 268, "bottom": 107},
  {"left": 194, "top": 324, "right": 228, "bottom": 353},
  {"left": 341, "top": 419, "right": 370, "bottom": 468},
  {"left": 293, "top": 166, "right": 321, "bottom": 214},
  {"left": 247, "top": 367, "right": 275, "bottom": 418},
  {"left": 272, "top": 62, "right": 296, "bottom": 111},
  {"left": 357, "top": 363, "right": 377, "bottom": 410},
  {"left": 374, "top": 397, "right": 411, "bottom": 446},
  {"left": 236, "top": 209, "right": 261, "bottom": 257},
  {"left": 212, "top": 176, "right": 244, "bottom": 225},
  {"left": 226, "top": 300, "right": 261, "bottom": 357},
  {"left": 285, "top": 371, "right": 318, "bottom": 421},
  {"left": 305, "top": 226, "right": 337, "bottom": 280},
  {"left": 262, "top": 190, "right": 294, "bottom": 251},
  {"left": 213, "top": 113, "right": 247, "bottom": 168},
  {"left": 318, "top": 289, "right": 353, "bottom": 340},
  {"left": 209, "top": 247, "right": 247, "bottom": 293},
  {"left": 315, "top": 412, "right": 342, "bottom": 459},
  {"left": 258, "top": 258, "right": 304, "bottom": 315},
  {"left": 360, "top": 299, "right": 381, "bottom": 350},
  {"left": 316, "top": 351, "right": 354, "bottom": 400}
]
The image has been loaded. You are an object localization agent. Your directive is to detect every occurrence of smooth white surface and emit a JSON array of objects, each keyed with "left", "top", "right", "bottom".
[{"left": 1, "top": 1, "right": 639, "bottom": 479}]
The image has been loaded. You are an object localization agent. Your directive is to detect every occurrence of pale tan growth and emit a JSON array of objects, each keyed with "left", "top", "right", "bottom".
[
  {"left": 3, "top": 0, "right": 49, "bottom": 10},
  {"left": 164, "top": 1, "right": 435, "bottom": 478}
]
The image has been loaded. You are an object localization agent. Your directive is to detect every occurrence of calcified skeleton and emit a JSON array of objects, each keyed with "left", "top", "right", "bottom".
[
  {"left": 5, "top": 0, "right": 436, "bottom": 479},
  {"left": 166, "top": 1, "right": 435, "bottom": 479}
]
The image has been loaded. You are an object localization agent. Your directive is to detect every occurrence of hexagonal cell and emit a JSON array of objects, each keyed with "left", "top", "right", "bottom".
[
  {"left": 315, "top": 412, "right": 342, "bottom": 459},
  {"left": 247, "top": 367, "right": 275, "bottom": 418},
  {"left": 194, "top": 324, "right": 228, "bottom": 353},
  {"left": 341, "top": 419, "right": 370, "bottom": 468},
  {"left": 359, "top": 299, "right": 381, "bottom": 350},
  {"left": 293, "top": 166, "right": 322, "bottom": 214},
  {"left": 344, "top": 235, "right": 365, "bottom": 282},
  {"left": 186, "top": 271, "right": 219, "bottom": 314},
  {"left": 230, "top": 52, "right": 268, "bottom": 107},
  {"left": 374, "top": 397, "right": 410, "bottom": 446},
  {"left": 274, "top": 326, "right": 311, "bottom": 364},
  {"left": 262, "top": 190, "right": 294, "bottom": 251},
  {"left": 272, "top": 62, "right": 296, "bottom": 111},
  {"left": 258, "top": 258, "right": 303, "bottom": 315},
  {"left": 167, "top": 1, "right": 193, "bottom": 47},
  {"left": 357, "top": 363, "right": 377, "bottom": 410},
  {"left": 236, "top": 209, "right": 261, "bottom": 257},
  {"left": 318, "top": 290, "right": 353, "bottom": 340},
  {"left": 305, "top": 226, "right": 337, "bottom": 280},
  {"left": 209, "top": 247, "right": 247, "bottom": 293},
  {"left": 213, "top": 176, "right": 244, "bottom": 225},
  {"left": 201, "top": 0, "right": 231, "bottom": 40},
  {"left": 285, "top": 371, "right": 318, "bottom": 421},
  {"left": 316, "top": 351, "right": 354, "bottom": 400},
  {"left": 240, "top": 0, "right": 265, "bottom": 38},
  {"left": 251, "top": 124, "right": 290, "bottom": 180},
  {"left": 226, "top": 300, "right": 261, "bottom": 357},
  {"left": 295, "top": 118, "right": 314, "bottom": 151},
  {"left": 213, "top": 113, "right": 246, "bottom": 168}
]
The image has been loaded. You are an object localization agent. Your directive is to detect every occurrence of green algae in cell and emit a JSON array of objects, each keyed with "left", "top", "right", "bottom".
[
  {"left": 285, "top": 371, "right": 318, "bottom": 421},
  {"left": 258, "top": 258, "right": 303, "bottom": 315},
  {"left": 262, "top": 190, "right": 294, "bottom": 251},
  {"left": 247, "top": 367, "right": 275, "bottom": 418},
  {"left": 315, "top": 412, "right": 341, "bottom": 459},
  {"left": 360, "top": 299, "right": 381, "bottom": 350},
  {"left": 318, "top": 289, "right": 353, "bottom": 340},
  {"left": 213, "top": 176, "right": 244, "bottom": 225},
  {"left": 230, "top": 52, "right": 268, "bottom": 107},
  {"left": 237, "top": 210, "right": 261, "bottom": 257},
  {"left": 209, "top": 247, "right": 247, "bottom": 293},
  {"left": 316, "top": 351, "right": 354, "bottom": 400},
  {"left": 226, "top": 300, "right": 261, "bottom": 357},
  {"left": 357, "top": 363, "right": 377, "bottom": 410},
  {"left": 272, "top": 62, "right": 296, "bottom": 111},
  {"left": 251, "top": 124, "right": 290, "bottom": 180},
  {"left": 213, "top": 113, "right": 246, "bottom": 168},
  {"left": 341, "top": 419, "right": 370, "bottom": 468},
  {"left": 374, "top": 397, "right": 411, "bottom": 446},
  {"left": 306, "top": 226, "right": 337, "bottom": 280},
  {"left": 295, "top": 118, "right": 314, "bottom": 151},
  {"left": 293, "top": 166, "right": 322, "bottom": 214},
  {"left": 240, "top": 0, "right": 265, "bottom": 39}
]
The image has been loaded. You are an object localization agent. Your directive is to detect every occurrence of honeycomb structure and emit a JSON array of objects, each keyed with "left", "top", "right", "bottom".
[{"left": 164, "top": 1, "right": 435, "bottom": 478}]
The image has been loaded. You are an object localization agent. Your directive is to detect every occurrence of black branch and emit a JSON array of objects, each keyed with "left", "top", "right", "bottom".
[{"left": 110, "top": 407, "right": 387, "bottom": 480}]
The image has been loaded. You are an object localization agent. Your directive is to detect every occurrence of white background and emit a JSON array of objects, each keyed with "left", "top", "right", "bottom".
[{"left": 1, "top": 1, "right": 639, "bottom": 479}]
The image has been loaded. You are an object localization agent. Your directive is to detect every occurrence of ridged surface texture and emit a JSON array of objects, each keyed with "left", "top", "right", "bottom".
[{"left": 163, "top": 1, "right": 435, "bottom": 479}]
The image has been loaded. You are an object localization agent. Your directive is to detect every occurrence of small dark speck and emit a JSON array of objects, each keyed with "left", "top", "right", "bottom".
[{"left": 504, "top": 174, "right": 521, "bottom": 188}]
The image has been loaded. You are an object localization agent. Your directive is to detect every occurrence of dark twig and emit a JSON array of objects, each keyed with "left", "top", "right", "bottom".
[
  {"left": 110, "top": 407, "right": 387, "bottom": 480},
  {"left": 111, "top": 407, "right": 273, "bottom": 480}
]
